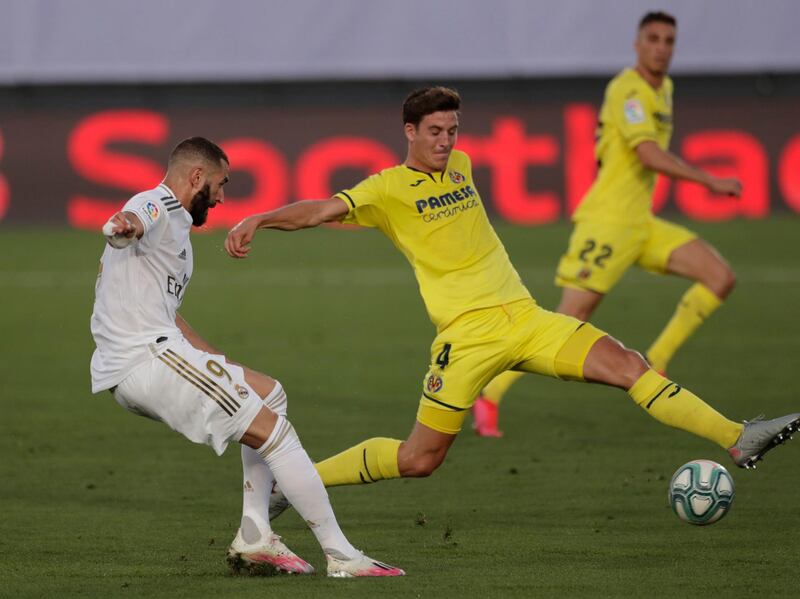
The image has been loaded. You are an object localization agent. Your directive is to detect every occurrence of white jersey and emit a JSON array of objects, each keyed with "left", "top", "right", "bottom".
[{"left": 90, "top": 183, "right": 194, "bottom": 392}]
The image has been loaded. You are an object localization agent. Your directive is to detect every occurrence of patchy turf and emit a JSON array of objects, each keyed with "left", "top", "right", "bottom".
[{"left": 2, "top": 219, "right": 799, "bottom": 598}]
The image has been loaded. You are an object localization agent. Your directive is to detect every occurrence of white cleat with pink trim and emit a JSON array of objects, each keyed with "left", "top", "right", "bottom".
[
  {"left": 326, "top": 549, "right": 405, "bottom": 578},
  {"left": 227, "top": 529, "right": 314, "bottom": 576}
]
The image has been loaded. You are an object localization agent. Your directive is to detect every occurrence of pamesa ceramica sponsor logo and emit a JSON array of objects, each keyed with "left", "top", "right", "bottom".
[{"left": 415, "top": 185, "right": 479, "bottom": 223}]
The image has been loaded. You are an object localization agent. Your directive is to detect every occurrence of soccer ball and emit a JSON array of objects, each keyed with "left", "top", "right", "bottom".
[{"left": 668, "top": 459, "right": 735, "bottom": 525}]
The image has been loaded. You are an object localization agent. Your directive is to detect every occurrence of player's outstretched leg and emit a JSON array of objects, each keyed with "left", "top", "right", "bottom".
[
  {"left": 472, "top": 371, "right": 524, "bottom": 437},
  {"left": 580, "top": 334, "right": 798, "bottom": 469},
  {"left": 624, "top": 367, "right": 743, "bottom": 450},
  {"left": 626, "top": 366, "right": 800, "bottom": 470}
]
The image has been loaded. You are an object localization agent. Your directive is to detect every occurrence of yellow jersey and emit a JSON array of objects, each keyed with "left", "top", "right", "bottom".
[
  {"left": 573, "top": 68, "right": 673, "bottom": 225},
  {"left": 335, "top": 149, "right": 531, "bottom": 331}
]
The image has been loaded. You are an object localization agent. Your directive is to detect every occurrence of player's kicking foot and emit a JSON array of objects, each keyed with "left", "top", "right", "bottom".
[
  {"left": 472, "top": 396, "right": 503, "bottom": 437},
  {"left": 227, "top": 529, "right": 314, "bottom": 576},
  {"left": 728, "top": 413, "right": 800, "bottom": 469},
  {"left": 326, "top": 549, "right": 405, "bottom": 578}
]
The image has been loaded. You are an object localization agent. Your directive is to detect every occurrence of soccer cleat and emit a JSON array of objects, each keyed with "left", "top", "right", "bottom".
[
  {"left": 227, "top": 528, "right": 314, "bottom": 576},
  {"left": 326, "top": 549, "right": 405, "bottom": 578},
  {"left": 269, "top": 486, "right": 291, "bottom": 520},
  {"left": 728, "top": 413, "right": 800, "bottom": 469},
  {"left": 472, "top": 396, "right": 504, "bottom": 437}
]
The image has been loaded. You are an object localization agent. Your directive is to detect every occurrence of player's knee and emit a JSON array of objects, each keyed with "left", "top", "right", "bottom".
[
  {"left": 558, "top": 302, "right": 593, "bottom": 322},
  {"left": 400, "top": 450, "right": 446, "bottom": 478},
  {"left": 702, "top": 264, "right": 736, "bottom": 300},
  {"left": 619, "top": 348, "right": 650, "bottom": 389},
  {"left": 717, "top": 267, "right": 736, "bottom": 298},
  {"left": 244, "top": 368, "right": 277, "bottom": 399},
  {"left": 240, "top": 406, "right": 279, "bottom": 448},
  {"left": 405, "top": 456, "right": 442, "bottom": 478}
]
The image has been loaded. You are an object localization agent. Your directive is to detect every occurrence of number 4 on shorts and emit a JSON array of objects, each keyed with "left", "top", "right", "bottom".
[{"left": 436, "top": 343, "right": 452, "bottom": 369}]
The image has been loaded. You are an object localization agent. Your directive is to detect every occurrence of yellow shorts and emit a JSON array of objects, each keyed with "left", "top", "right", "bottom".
[
  {"left": 417, "top": 299, "right": 606, "bottom": 435},
  {"left": 555, "top": 217, "right": 697, "bottom": 294}
]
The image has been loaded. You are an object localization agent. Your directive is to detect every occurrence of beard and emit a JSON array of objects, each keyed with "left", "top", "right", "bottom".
[{"left": 189, "top": 183, "right": 212, "bottom": 226}]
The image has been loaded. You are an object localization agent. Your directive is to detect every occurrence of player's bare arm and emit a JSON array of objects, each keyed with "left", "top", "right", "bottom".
[
  {"left": 635, "top": 140, "right": 742, "bottom": 196},
  {"left": 175, "top": 313, "right": 222, "bottom": 355},
  {"left": 225, "top": 197, "right": 350, "bottom": 258}
]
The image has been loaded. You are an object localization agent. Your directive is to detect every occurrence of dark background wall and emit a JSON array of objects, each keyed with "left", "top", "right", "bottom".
[{"left": 1, "top": 75, "right": 799, "bottom": 227}]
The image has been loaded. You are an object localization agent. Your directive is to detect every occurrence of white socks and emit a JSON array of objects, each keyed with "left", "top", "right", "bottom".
[
  {"left": 239, "top": 444, "right": 274, "bottom": 544},
  {"left": 239, "top": 383, "right": 287, "bottom": 544},
  {"left": 240, "top": 382, "right": 357, "bottom": 558}
]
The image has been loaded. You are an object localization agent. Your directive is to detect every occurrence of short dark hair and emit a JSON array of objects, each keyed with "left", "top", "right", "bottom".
[
  {"left": 402, "top": 87, "right": 461, "bottom": 125},
  {"left": 168, "top": 136, "right": 228, "bottom": 168},
  {"left": 638, "top": 11, "right": 676, "bottom": 30}
]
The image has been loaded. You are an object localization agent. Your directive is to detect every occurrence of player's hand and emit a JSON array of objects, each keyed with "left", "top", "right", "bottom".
[
  {"left": 104, "top": 212, "right": 136, "bottom": 237},
  {"left": 707, "top": 177, "right": 742, "bottom": 197},
  {"left": 225, "top": 216, "right": 260, "bottom": 258}
]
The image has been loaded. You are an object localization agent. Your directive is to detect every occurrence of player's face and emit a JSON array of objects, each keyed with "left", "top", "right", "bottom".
[
  {"left": 635, "top": 22, "right": 675, "bottom": 76},
  {"left": 405, "top": 111, "right": 459, "bottom": 173},
  {"left": 189, "top": 160, "right": 230, "bottom": 226}
]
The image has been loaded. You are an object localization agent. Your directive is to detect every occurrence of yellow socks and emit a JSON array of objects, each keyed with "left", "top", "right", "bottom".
[
  {"left": 628, "top": 369, "right": 742, "bottom": 449},
  {"left": 481, "top": 371, "right": 525, "bottom": 405},
  {"left": 314, "top": 437, "right": 401, "bottom": 487},
  {"left": 647, "top": 283, "right": 722, "bottom": 373}
]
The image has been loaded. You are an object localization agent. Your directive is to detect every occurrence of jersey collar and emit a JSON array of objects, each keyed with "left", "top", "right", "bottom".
[
  {"left": 630, "top": 66, "right": 666, "bottom": 93},
  {"left": 158, "top": 182, "right": 177, "bottom": 199},
  {"left": 404, "top": 164, "right": 446, "bottom": 184},
  {"left": 158, "top": 183, "right": 192, "bottom": 224}
]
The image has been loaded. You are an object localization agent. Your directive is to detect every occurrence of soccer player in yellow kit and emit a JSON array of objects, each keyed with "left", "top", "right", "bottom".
[
  {"left": 225, "top": 86, "right": 798, "bottom": 506},
  {"left": 474, "top": 11, "right": 744, "bottom": 438}
]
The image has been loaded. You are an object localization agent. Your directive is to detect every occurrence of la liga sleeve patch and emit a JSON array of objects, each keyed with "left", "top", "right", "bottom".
[
  {"left": 142, "top": 201, "right": 160, "bottom": 223},
  {"left": 623, "top": 98, "right": 645, "bottom": 124}
]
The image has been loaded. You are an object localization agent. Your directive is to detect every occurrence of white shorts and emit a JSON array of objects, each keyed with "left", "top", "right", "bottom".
[{"left": 112, "top": 337, "right": 277, "bottom": 455}]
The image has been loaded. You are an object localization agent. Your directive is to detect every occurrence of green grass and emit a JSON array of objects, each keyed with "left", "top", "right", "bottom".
[{"left": 2, "top": 218, "right": 799, "bottom": 598}]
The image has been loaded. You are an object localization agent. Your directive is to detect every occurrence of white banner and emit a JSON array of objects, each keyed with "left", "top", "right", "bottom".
[{"left": 1, "top": 0, "right": 799, "bottom": 83}]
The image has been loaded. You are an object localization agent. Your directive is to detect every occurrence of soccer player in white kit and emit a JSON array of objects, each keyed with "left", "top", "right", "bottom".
[{"left": 90, "top": 137, "right": 403, "bottom": 578}]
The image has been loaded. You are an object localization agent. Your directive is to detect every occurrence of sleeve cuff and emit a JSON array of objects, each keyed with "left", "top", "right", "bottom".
[
  {"left": 335, "top": 191, "right": 356, "bottom": 210},
  {"left": 627, "top": 133, "right": 658, "bottom": 149}
]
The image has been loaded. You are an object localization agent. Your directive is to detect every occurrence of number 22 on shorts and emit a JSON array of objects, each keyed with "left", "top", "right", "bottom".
[{"left": 578, "top": 238, "right": 613, "bottom": 268}]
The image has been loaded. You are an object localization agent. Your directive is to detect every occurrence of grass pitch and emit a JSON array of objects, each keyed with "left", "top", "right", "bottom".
[{"left": 1, "top": 219, "right": 799, "bottom": 598}]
